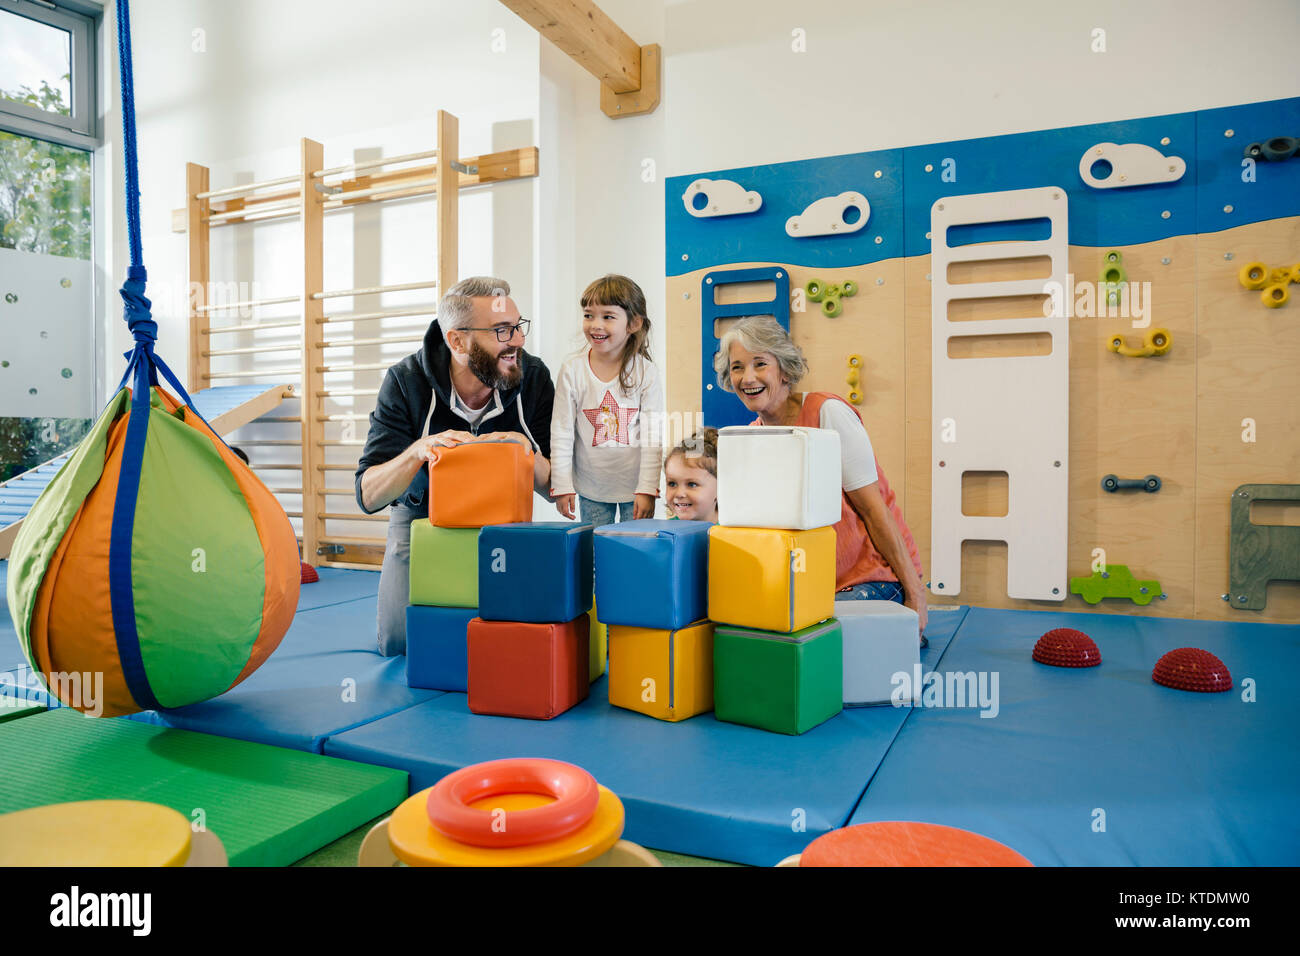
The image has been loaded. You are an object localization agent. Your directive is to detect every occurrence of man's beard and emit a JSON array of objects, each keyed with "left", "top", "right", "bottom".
[{"left": 468, "top": 338, "right": 522, "bottom": 390}]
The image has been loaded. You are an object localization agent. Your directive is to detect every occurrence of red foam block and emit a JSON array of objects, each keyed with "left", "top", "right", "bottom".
[
  {"left": 1032, "top": 628, "right": 1101, "bottom": 668},
  {"left": 1152, "top": 647, "right": 1232, "bottom": 693}
]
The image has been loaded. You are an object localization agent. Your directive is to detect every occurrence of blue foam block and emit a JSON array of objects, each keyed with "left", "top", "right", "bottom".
[
  {"left": 594, "top": 520, "right": 711, "bottom": 630},
  {"left": 850, "top": 608, "right": 1300, "bottom": 866},
  {"left": 324, "top": 606, "right": 968, "bottom": 865},
  {"left": 478, "top": 522, "right": 593, "bottom": 623},
  {"left": 406, "top": 605, "right": 477, "bottom": 692},
  {"left": 125, "top": 595, "right": 443, "bottom": 753}
]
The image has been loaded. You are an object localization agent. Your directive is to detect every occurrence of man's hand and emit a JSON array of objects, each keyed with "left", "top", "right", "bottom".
[
  {"left": 633, "top": 493, "right": 656, "bottom": 520},
  {"left": 555, "top": 493, "right": 576, "bottom": 520},
  {"left": 487, "top": 431, "right": 534, "bottom": 451},
  {"left": 409, "top": 429, "right": 476, "bottom": 462}
]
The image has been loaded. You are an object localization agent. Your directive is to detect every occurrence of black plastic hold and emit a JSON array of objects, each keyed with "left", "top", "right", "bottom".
[{"left": 1102, "top": 474, "right": 1162, "bottom": 493}]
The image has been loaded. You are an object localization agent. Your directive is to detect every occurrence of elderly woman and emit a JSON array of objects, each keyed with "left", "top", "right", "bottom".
[{"left": 716, "top": 316, "right": 928, "bottom": 638}]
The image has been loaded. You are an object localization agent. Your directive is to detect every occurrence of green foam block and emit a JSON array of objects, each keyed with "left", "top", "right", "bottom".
[
  {"left": 410, "top": 521, "right": 479, "bottom": 607},
  {"left": 714, "top": 619, "right": 843, "bottom": 735},
  {"left": 0, "top": 709, "right": 408, "bottom": 866}
]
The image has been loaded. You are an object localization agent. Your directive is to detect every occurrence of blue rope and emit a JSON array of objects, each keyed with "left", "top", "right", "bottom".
[{"left": 115, "top": 0, "right": 155, "bottom": 358}]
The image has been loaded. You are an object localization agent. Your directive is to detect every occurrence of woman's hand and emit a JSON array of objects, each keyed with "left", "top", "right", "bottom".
[
  {"left": 555, "top": 493, "right": 576, "bottom": 520},
  {"left": 633, "top": 493, "right": 656, "bottom": 519},
  {"left": 904, "top": 586, "right": 929, "bottom": 639}
]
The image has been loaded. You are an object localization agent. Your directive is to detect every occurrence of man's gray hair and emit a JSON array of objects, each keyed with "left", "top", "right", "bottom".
[
  {"left": 439, "top": 276, "right": 511, "bottom": 345},
  {"left": 714, "top": 315, "right": 808, "bottom": 392}
]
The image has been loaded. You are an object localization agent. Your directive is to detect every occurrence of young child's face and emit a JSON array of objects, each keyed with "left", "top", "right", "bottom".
[
  {"left": 583, "top": 302, "right": 640, "bottom": 359},
  {"left": 665, "top": 454, "right": 718, "bottom": 522}
]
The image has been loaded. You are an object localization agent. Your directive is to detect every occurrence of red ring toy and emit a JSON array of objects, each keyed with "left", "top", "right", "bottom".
[{"left": 426, "top": 758, "right": 600, "bottom": 848}]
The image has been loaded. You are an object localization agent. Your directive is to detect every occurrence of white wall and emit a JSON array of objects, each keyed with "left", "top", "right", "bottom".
[
  {"left": 99, "top": 0, "right": 542, "bottom": 400},
  {"left": 662, "top": 0, "right": 1300, "bottom": 175}
]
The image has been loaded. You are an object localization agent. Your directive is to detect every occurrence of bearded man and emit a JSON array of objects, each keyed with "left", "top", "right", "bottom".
[{"left": 355, "top": 276, "right": 554, "bottom": 655}]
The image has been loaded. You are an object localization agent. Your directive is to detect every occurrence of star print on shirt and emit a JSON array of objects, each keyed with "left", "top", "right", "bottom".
[{"left": 583, "top": 390, "right": 637, "bottom": 446}]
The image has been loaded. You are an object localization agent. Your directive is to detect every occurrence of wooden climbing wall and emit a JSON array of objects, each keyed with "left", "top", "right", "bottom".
[{"left": 666, "top": 96, "right": 1300, "bottom": 624}]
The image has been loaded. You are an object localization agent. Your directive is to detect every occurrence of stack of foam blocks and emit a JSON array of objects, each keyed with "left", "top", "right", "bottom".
[
  {"left": 405, "top": 441, "right": 599, "bottom": 719},
  {"left": 710, "top": 426, "right": 845, "bottom": 735},
  {"left": 598, "top": 519, "right": 714, "bottom": 722}
]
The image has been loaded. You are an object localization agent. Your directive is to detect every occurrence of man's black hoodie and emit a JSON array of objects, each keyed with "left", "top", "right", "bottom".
[{"left": 354, "top": 319, "right": 555, "bottom": 517}]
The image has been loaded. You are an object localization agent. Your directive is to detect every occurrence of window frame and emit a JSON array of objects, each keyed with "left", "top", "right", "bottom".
[{"left": 0, "top": 0, "right": 98, "bottom": 150}]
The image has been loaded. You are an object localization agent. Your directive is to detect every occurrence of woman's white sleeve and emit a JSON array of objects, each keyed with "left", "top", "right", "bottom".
[{"left": 819, "top": 400, "right": 878, "bottom": 491}]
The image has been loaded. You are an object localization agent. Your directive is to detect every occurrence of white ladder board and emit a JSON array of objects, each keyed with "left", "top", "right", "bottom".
[{"left": 929, "top": 186, "right": 1069, "bottom": 601}]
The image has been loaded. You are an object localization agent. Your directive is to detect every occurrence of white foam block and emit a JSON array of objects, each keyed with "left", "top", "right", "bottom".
[
  {"left": 835, "top": 599, "right": 920, "bottom": 706},
  {"left": 717, "top": 426, "right": 842, "bottom": 530}
]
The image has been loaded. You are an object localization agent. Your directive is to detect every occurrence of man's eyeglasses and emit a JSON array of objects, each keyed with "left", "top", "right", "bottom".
[{"left": 462, "top": 319, "right": 531, "bottom": 343}]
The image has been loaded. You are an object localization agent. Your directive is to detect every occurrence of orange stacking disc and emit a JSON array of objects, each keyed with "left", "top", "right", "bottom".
[
  {"left": 800, "top": 822, "right": 1033, "bottom": 867},
  {"left": 426, "top": 758, "right": 599, "bottom": 848}
]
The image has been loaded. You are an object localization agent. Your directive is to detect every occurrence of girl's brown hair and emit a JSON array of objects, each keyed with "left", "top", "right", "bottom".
[
  {"left": 665, "top": 427, "right": 719, "bottom": 477},
  {"left": 581, "top": 274, "right": 652, "bottom": 392}
]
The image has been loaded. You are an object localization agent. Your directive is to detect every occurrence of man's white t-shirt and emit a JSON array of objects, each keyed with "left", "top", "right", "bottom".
[
  {"left": 550, "top": 350, "right": 662, "bottom": 502},
  {"left": 450, "top": 383, "right": 492, "bottom": 430}
]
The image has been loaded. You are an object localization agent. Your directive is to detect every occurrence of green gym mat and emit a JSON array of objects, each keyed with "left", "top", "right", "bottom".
[
  {"left": 0, "top": 709, "right": 408, "bottom": 866},
  {"left": 0, "top": 697, "right": 43, "bottom": 723}
]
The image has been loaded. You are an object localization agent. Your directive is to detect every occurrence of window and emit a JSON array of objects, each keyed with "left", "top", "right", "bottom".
[
  {"left": 0, "top": 0, "right": 99, "bottom": 481},
  {"left": 0, "top": 0, "right": 97, "bottom": 148}
]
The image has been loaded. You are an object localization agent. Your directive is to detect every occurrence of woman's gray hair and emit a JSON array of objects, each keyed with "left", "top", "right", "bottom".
[
  {"left": 439, "top": 276, "right": 511, "bottom": 345},
  {"left": 714, "top": 315, "right": 808, "bottom": 392}
]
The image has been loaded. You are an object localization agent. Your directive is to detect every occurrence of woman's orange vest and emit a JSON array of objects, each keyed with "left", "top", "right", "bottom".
[{"left": 789, "top": 392, "right": 923, "bottom": 591}]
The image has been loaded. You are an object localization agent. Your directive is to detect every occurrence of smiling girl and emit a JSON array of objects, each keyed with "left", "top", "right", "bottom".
[
  {"left": 550, "top": 275, "right": 662, "bottom": 525},
  {"left": 664, "top": 428, "right": 719, "bottom": 522}
]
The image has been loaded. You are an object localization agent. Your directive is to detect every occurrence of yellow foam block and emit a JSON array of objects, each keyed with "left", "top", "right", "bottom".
[
  {"left": 708, "top": 525, "right": 836, "bottom": 632},
  {"left": 607, "top": 621, "right": 714, "bottom": 722},
  {"left": 588, "top": 602, "right": 608, "bottom": 682}
]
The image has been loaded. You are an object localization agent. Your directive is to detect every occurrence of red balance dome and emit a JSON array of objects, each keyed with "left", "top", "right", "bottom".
[
  {"left": 300, "top": 562, "right": 319, "bottom": 584},
  {"left": 1033, "top": 628, "right": 1101, "bottom": 668},
  {"left": 1152, "top": 647, "right": 1232, "bottom": 693}
]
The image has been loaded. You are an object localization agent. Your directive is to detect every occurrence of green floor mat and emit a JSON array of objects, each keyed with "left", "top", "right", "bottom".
[
  {"left": 0, "top": 698, "right": 44, "bottom": 723},
  {"left": 0, "top": 709, "right": 408, "bottom": 866}
]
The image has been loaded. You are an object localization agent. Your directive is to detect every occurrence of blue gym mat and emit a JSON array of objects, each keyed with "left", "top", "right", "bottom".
[
  {"left": 297, "top": 566, "right": 381, "bottom": 610},
  {"left": 323, "top": 606, "right": 968, "bottom": 866},
  {"left": 127, "top": 593, "right": 442, "bottom": 753},
  {"left": 849, "top": 607, "right": 1300, "bottom": 866}
]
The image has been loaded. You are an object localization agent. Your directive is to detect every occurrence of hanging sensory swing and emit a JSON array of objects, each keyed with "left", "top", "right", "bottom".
[{"left": 4, "top": 0, "right": 300, "bottom": 718}]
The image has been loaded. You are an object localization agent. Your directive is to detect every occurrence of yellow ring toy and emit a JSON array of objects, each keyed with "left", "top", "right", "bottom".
[
  {"left": 388, "top": 784, "right": 625, "bottom": 866},
  {"left": 0, "top": 800, "right": 192, "bottom": 866}
]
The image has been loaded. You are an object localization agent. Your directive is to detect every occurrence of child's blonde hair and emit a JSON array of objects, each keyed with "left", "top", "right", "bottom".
[
  {"left": 581, "top": 274, "right": 651, "bottom": 393},
  {"left": 664, "top": 427, "right": 719, "bottom": 477}
]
